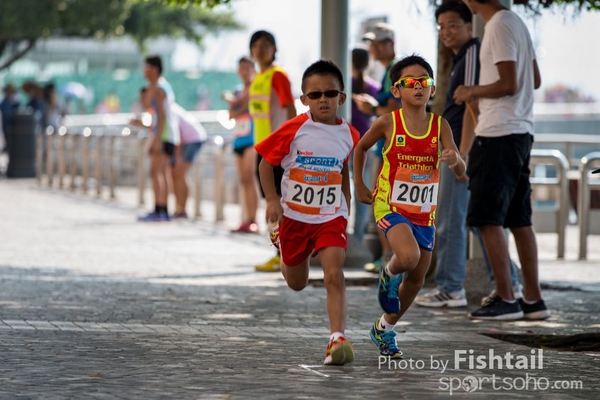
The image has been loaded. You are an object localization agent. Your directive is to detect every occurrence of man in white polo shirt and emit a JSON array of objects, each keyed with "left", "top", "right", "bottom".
[{"left": 454, "top": 0, "right": 549, "bottom": 321}]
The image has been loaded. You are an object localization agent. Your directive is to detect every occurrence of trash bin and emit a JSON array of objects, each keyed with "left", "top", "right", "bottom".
[{"left": 7, "top": 113, "right": 37, "bottom": 178}]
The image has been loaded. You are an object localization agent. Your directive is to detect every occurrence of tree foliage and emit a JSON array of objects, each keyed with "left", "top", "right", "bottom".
[
  {"left": 0, "top": 0, "right": 239, "bottom": 71},
  {"left": 428, "top": 0, "right": 600, "bottom": 11}
]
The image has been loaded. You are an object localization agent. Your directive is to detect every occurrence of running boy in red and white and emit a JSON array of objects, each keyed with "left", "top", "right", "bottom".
[{"left": 256, "top": 60, "right": 360, "bottom": 365}]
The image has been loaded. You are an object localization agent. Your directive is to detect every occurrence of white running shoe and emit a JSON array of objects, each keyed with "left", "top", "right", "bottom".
[{"left": 415, "top": 288, "right": 467, "bottom": 308}]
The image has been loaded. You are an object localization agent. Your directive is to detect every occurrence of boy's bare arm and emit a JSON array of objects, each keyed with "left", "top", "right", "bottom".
[
  {"left": 341, "top": 163, "right": 351, "bottom": 214},
  {"left": 353, "top": 115, "right": 391, "bottom": 204},
  {"left": 258, "top": 158, "right": 283, "bottom": 224},
  {"left": 439, "top": 118, "right": 466, "bottom": 180},
  {"left": 285, "top": 103, "right": 297, "bottom": 120}
]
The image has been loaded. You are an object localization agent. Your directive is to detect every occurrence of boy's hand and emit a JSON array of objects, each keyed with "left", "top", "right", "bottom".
[
  {"left": 129, "top": 118, "right": 144, "bottom": 127},
  {"left": 149, "top": 139, "right": 162, "bottom": 156},
  {"left": 457, "top": 173, "right": 469, "bottom": 183},
  {"left": 440, "top": 148, "right": 460, "bottom": 168},
  {"left": 352, "top": 93, "right": 379, "bottom": 115},
  {"left": 265, "top": 198, "right": 283, "bottom": 225},
  {"left": 355, "top": 183, "right": 373, "bottom": 205}
]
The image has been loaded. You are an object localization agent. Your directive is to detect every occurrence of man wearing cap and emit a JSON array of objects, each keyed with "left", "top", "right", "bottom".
[{"left": 354, "top": 22, "right": 402, "bottom": 274}]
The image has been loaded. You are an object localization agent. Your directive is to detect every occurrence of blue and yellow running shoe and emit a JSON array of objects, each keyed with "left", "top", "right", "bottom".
[
  {"left": 369, "top": 319, "right": 403, "bottom": 358},
  {"left": 378, "top": 263, "right": 402, "bottom": 315}
]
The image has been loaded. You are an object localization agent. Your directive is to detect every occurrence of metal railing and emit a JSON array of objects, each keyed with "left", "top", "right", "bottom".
[
  {"left": 578, "top": 152, "right": 600, "bottom": 260},
  {"left": 530, "top": 149, "right": 570, "bottom": 259},
  {"left": 36, "top": 112, "right": 236, "bottom": 223},
  {"left": 37, "top": 126, "right": 128, "bottom": 199},
  {"left": 534, "top": 133, "right": 600, "bottom": 167}
]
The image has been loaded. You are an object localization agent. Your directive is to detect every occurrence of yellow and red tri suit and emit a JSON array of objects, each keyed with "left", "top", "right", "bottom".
[{"left": 373, "top": 109, "right": 442, "bottom": 227}]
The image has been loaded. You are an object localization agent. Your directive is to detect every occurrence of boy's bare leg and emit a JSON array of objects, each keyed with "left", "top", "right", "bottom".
[
  {"left": 510, "top": 226, "right": 542, "bottom": 302},
  {"left": 172, "top": 161, "right": 192, "bottom": 212},
  {"left": 318, "top": 246, "right": 347, "bottom": 334},
  {"left": 380, "top": 223, "right": 428, "bottom": 325},
  {"left": 280, "top": 258, "right": 310, "bottom": 292},
  {"left": 240, "top": 149, "right": 258, "bottom": 221},
  {"left": 151, "top": 152, "right": 170, "bottom": 207},
  {"left": 149, "top": 153, "right": 162, "bottom": 205},
  {"left": 397, "top": 249, "right": 432, "bottom": 319}
]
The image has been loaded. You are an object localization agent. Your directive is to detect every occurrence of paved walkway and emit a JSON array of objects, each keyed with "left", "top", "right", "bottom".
[{"left": 1, "top": 179, "right": 599, "bottom": 399}]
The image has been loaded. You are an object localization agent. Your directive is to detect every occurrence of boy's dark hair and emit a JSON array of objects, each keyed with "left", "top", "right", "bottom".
[
  {"left": 435, "top": 0, "right": 472, "bottom": 23},
  {"left": 301, "top": 60, "right": 344, "bottom": 93},
  {"left": 389, "top": 55, "right": 434, "bottom": 85},
  {"left": 145, "top": 55, "right": 163, "bottom": 75},
  {"left": 238, "top": 55, "right": 254, "bottom": 66}
]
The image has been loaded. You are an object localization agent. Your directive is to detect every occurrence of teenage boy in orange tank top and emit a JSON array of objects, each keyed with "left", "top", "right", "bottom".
[{"left": 354, "top": 55, "right": 466, "bottom": 359}]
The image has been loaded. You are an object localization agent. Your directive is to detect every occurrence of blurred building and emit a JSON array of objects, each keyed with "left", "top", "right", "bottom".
[{"left": 0, "top": 37, "right": 239, "bottom": 114}]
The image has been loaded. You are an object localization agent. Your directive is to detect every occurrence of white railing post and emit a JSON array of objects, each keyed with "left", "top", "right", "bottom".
[{"left": 578, "top": 152, "right": 600, "bottom": 260}]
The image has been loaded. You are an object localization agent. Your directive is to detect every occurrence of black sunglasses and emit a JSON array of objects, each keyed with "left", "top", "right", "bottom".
[{"left": 304, "top": 90, "right": 343, "bottom": 100}]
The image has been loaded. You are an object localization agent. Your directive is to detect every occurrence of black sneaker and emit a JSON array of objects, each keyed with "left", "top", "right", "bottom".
[
  {"left": 468, "top": 296, "right": 524, "bottom": 320},
  {"left": 520, "top": 299, "right": 551, "bottom": 320}
]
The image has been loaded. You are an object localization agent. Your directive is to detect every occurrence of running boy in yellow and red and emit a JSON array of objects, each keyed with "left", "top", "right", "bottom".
[
  {"left": 354, "top": 55, "right": 466, "bottom": 359},
  {"left": 256, "top": 60, "right": 360, "bottom": 365}
]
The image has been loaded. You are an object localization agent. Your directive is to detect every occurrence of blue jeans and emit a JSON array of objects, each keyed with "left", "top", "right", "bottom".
[
  {"left": 435, "top": 166, "right": 519, "bottom": 292},
  {"left": 435, "top": 165, "right": 470, "bottom": 293}
]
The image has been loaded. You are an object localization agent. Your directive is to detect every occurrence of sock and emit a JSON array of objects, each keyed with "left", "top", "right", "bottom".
[
  {"left": 154, "top": 204, "right": 160, "bottom": 214},
  {"left": 377, "top": 315, "right": 396, "bottom": 332},
  {"left": 523, "top": 299, "right": 538, "bottom": 305},
  {"left": 330, "top": 331, "right": 345, "bottom": 341},
  {"left": 385, "top": 264, "right": 399, "bottom": 278},
  {"left": 504, "top": 299, "right": 517, "bottom": 304}
]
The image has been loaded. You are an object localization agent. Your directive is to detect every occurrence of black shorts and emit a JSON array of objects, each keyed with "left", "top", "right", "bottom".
[
  {"left": 233, "top": 144, "right": 253, "bottom": 157},
  {"left": 256, "top": 153, "right": 283, "bottom": 197},
  {"left": 162, "top": 142, "right": 175, "bottom": 157},
  {"left": 467, "top": 134, "right": 533, "bottom": 228}
]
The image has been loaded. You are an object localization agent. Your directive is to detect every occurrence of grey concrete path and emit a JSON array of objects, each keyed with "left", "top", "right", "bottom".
[{"left": 1, "top": 179, "right": 599, "bottom": 399}]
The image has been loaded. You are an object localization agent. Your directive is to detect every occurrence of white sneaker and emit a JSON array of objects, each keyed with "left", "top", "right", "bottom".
[
  {"left": 415, "top": 288, "right": 468, "bottom": 308},
  {"left": 481, "top": 283, "right": 523, "bottom": 306}
]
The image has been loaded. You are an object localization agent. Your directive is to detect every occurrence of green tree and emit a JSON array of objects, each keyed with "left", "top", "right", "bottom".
[{"left": 0, "top": 0, "right": 239, "bottom": 71}]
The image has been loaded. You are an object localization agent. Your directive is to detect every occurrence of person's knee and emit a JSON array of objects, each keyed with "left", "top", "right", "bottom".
[
  {"left": 405, "top": 269, "right": 427, "bottom": 289},
  {"left": 323, "top": 267, "right": 344, "bottom": 289},
  {"left": 286, "top": 278, "right": 308, "bottom": 291},
  {"left": 393, "top": 250, "right": 420, "bottom": 271},
  {"left": 239, "top": 171, "right": 254, "bottom": 186}
]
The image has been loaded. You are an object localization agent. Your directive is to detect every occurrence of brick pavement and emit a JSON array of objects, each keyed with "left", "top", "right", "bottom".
[{"left": 0, "top": 179, "right": 599, "bottom": 399}]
